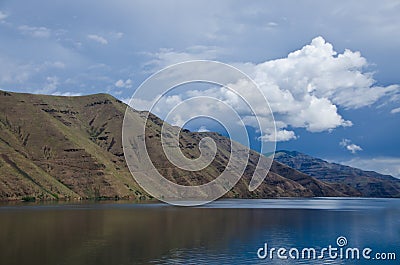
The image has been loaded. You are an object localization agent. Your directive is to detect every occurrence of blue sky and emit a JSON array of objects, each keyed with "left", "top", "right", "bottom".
[{"left": 0, "top": 0, "right": 399, "bottom": 177}]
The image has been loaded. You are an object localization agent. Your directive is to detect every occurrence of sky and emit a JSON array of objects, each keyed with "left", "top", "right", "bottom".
[{"left": 0, "top": 0, "right": 399, "bottom": 177}]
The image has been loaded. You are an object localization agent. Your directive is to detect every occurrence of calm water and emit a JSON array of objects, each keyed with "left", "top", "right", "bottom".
[{"left": 0, "top": 198, "right": 399, "bottom": 265}]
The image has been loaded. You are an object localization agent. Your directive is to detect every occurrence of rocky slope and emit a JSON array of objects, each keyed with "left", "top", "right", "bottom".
[
  {"left": 274, "top": 150, "right": 400, "bottom": 197},
  {"left": 0, "top": 90, "right": 373, "bottom": 201}
]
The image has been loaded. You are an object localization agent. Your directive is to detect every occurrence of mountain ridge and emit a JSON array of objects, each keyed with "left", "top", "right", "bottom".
[
  {"left": 0, "top": 90, "right": 395, "bottom": 201},
  {"left": 274, "top": 150, "right": 400, "bottom": 197}
]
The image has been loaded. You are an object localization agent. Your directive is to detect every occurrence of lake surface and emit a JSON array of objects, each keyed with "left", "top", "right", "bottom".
[{"left": 1, "top": 198, "right": 399, "bottom": 264}]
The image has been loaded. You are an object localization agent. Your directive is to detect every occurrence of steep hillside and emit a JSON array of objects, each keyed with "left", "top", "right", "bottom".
[
  {"left": 0, "top": 90, "right": 142, "bottom": 200},
  {"left": 0, "top": 90, "right": 358, "bottom": 201},
  {"left": 275, "top": 150, "right": 400, "bottom": 197}
]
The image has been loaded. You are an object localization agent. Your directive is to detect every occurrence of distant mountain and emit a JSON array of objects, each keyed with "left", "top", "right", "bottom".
[
  {"left": 0, "top": 90, "right": 356, "bottom": 201},
  {"left": 274, "top": 150, "right": 400, "bottom": 197}
]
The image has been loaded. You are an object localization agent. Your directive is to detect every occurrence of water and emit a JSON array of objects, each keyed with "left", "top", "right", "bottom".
[{"left": 0, "top": 198, "right": 399, "bottom": 264}]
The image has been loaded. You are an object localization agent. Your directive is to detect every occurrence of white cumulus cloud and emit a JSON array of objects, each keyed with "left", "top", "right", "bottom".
[
  {"left": 115, "top": 78, "right": 132, "bottom": 88},
  {"left": 197, "top": 125, "right": 210, "bottom": 132},
  {"left": 259, "top": 129, "right": 297, "bottom": 142},
  {"left": 87, "top": 34, "right": 108, "bottom": 45},
  {"left": 390, "top": 107, "right": 400, "bottom": 114},
  {"left": 246, "top": 36, "right": 398, "bottom": 134},
  {"left": 0, "top": 11, "right": 8, "bottom": 21},
  {"left": 18, "top": 25, "right": 51, "bottom": 38},
  {"left": 340, "top": 139, "right": 363, "bottom": 154},
  {"left": 136, "top": 37, "right": 400, "bottom": 142}
]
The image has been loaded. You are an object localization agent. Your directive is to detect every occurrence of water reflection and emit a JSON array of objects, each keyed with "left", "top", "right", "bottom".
[{"left": 0, "top": 199, "right": 399, "bottom": 265}]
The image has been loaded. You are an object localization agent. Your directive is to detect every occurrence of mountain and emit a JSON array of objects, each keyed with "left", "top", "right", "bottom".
[
  {"left": 274, "top": 150, "right": 400, "bottom": 197},
  {"left": 0, "top": 90, "right": 359, "bottom": 201}
]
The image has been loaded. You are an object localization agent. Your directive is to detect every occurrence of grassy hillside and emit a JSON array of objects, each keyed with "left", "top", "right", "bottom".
[{"left": 0, "top": 90, "right": 358, "bottom": 201}]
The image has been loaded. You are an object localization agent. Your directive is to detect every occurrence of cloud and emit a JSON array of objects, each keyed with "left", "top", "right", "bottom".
[
  {"left": 18, "top": 25, "right": 51, "bottom": 38},
  {"left": 390, "top": 107, "right": 400, "bottom": 114},
  {"left": 52, "top": 61, "right": 65, "bottom": 68},
  {"left": 35, "top": 76, "right": 59, "bottom": 94},
  {"left": 87, "top": 34, "right": 108, "bottom": 45},
  {"left": 264, "top": 21, "right": 279, "bottom": 30},
  {"left": 267, "top": 22, "right": 278, "bottom": 27},
  {"left": 133, "top": 37, "right": 400, "bottom": 142},
  {"left": 115, "top": 78, "right": 132, "bottom": 88},
  {"left": 0, "top": 11, "right": 8, "bottom": 21},
  {"left": 243, "top": 36, "right": 398, "bottom": 134},
  {"left": 197, "top": 125, "right": 210, "bottom": 132},
  {"left": 255, "top": 37, "right": 400, "bottom": 109},
  {"left": 114, "top": 32, "right": 124, "bottom": 39},
  {"left": 339, "top": 157, "right": 400, "bottom": 179},
  {"left": 143, "top": 45, "right": 220, "bottom": 72},
  {"left": 340, "top": 139, "right": 363, "bottom": 154},
  {"left": 249, "top": 37, "right": 398, "bottom": 130},
  {"left": 52, "top": 91, "right": 82, "bottom": 96},
  {"left": 0, "top": 58, "right": 35, "bottom": 84},
  {"left": 259, "top": 129, "right": 297, "bottom": 142},
  {"left": 346, "top": 144, "right": 363, "bottom": 154},
  {"left": 0, "top": 56, "right": 66, "bottom": 89}
]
